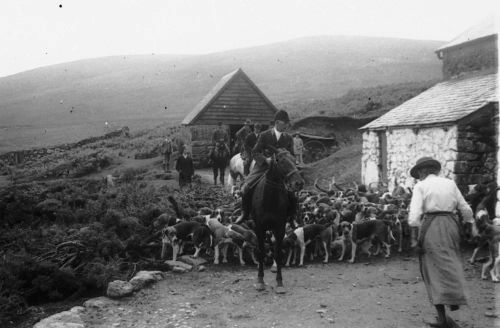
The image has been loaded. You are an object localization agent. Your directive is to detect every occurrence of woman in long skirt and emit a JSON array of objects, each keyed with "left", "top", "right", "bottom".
[{"left": 408, "top": 157, "right": 473, "bottom": 328}]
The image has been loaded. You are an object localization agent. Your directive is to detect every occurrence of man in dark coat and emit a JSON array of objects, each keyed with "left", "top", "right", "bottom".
[
  {"left": 242, "top": 123, "right": 262, "bottom": 175},
  {"left": 175, "top": 149, "right": 195, "bottom": 188},
  {"left": 235, "top": 110, "right": 294, "bottom": 224}
]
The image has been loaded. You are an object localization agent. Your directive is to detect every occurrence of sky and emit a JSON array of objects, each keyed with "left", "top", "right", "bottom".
[{"left": 0, "top": 0, "right": 497, "bottom": 77}]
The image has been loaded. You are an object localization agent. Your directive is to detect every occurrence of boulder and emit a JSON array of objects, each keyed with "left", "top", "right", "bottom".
[
  {"left": 33, "top": 306, "right": 85, "bottom": 328},
  {"left": 165, "top": 260, "right": 193, "bottom": 271},
  {"left": 83, "top": 296, "right": 118, "bottom": 309},
  {"left": 106, "top": 280, "right": 134, "bottom": 298},
  {"left": 129, "top": 270, "right": 165, "bottom": 291},
  {"left": 179, "top": 255, "right": 207, "bottom": 268},
  {"left": 172, "top": 266, "right": 189, "bottom": 273}
]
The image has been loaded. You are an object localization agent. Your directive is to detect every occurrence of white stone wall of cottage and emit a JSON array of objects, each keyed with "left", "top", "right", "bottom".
[
  {"left": 362, "top": 126, "right": 458, "bottom": 192},
  {"left": 386, "top": 126, "right": 458, "bottom": 191},
  {"left": 361, "top": 130, "right": 381, "bottom": 186}
]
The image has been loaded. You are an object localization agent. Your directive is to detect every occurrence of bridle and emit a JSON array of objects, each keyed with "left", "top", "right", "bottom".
[{"left": 271, "top": 151, "right": 302, "bottom": 191}]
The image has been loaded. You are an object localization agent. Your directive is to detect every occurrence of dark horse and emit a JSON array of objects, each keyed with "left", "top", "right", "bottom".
[
  {"left": 251, "top": 148, "right": 304, "bottom": 293},
  {"left": 208, "top": 143, "right": 230, "bottom": 185}
]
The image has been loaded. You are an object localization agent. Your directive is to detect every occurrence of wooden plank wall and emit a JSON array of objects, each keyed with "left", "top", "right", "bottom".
[{"left": 195, "top": 75, "right": 276, "bottom": 125}]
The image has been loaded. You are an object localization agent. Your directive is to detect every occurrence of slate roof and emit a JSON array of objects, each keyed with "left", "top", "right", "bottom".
[
  {"left": 181, "top": 68, "right": 278, "bottom": 125},
  {"left": 436, "top": 16, "right": 497, "bottom": 51},
  {"left": 361, "top": 73, "right": 498, "bottom": 130}
]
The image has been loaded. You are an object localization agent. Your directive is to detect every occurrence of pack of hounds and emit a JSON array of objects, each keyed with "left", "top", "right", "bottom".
[{"left": 160, "top": 178, "right": 500, "bottom": 282}]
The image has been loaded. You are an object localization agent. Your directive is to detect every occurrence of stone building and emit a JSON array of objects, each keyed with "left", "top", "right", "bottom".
[
  {"left": 360, "top": 17, "right": 498, "bottom": 194},
  {"left": 181, "top": 68, "right": 278, "bottom": 167}
]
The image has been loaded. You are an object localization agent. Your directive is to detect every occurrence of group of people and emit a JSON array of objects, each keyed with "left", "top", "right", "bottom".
[{"left": 159, "top": 108, "right": 479, "bottom": 327}]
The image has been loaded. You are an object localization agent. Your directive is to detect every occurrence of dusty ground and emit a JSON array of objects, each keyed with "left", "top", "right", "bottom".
[{"left": 81, "top": 252, "right": 498, "bottom": 328}]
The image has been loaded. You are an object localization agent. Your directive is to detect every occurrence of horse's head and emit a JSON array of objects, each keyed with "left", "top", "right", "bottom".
[{"left": 272, "top": 149, "right": 304, "bottom": 192}]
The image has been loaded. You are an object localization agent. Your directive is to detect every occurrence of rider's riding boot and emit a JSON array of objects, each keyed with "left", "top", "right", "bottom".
[{"left": 234, "top": 184, "right": 250, "bottom": 224}]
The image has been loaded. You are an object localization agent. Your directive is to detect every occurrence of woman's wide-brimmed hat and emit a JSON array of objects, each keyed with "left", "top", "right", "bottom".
[{"left": 410, "top": 157, "right": 441, "bottom": 179}]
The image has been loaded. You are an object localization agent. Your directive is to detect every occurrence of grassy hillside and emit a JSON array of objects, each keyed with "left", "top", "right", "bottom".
[
  {"left": 281, "top": 79, "right": 438, "bottom": 119},
  {"left": 0, "top": 35, "right": 443, "bottom": 152}
]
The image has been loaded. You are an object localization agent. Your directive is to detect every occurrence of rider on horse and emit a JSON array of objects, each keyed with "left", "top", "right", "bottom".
[
  {"left": 243, "top": 123, "right": 262, "bottom": 175},
  {"left": 235, "top": 110, "right": 295, "bottom": 224},
  {"left": 212, "top": 122, "right": 230, "bottom": 155},
  {"left": 234, "top": 119, "right": 252, "bottom": 154}
]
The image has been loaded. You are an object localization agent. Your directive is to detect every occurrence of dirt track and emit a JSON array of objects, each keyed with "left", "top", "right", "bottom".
[{"left": 81, "top": 252, "right": 498, "bottom": 328}]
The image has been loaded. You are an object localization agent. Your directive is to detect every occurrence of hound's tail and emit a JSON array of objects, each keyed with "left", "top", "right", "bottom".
[{"left": 168, "top": 195, "right": 182, "bottom": 218}]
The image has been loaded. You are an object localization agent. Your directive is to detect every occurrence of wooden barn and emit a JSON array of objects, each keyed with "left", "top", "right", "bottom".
[
  {"left": 181, "top": 68, "right": 278, "bottom": 166},
  {"left": 360, "top": 17, "right": 498, "bottom": 195}
]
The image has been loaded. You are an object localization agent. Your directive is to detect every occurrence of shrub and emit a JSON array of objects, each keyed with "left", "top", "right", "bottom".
[{"left": 101, "top": 209, "right": 122, "bottom": 229}]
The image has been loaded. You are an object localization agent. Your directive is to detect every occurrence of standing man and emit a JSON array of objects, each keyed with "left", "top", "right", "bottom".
[
  {"left": 175, "top": 149, "right": 195, "bottom": 188},
  {"left": 243, "top": 123, "right": 262, "bottom": 175},
  {"left": 234, "top": 119, "right": 252, "bottom": 154},
  {"left": 293, "top": 133, "right": 304, "bottom": 165},
  {"left": 408, "top": 157, "right": 473, "bottom": 328},
  {"left": 212, "top": 122, "right": 230, "bottom": 154},
  {"left": 235, "top": 110, "right": 294, "bottom": 224},
  {"left": 160, "top": 135, "right": 173, "bottom": 172}
]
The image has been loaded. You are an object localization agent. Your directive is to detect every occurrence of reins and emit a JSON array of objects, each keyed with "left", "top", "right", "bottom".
[{"left": 264, "top": 153, "right": 300, "bottom": 191}]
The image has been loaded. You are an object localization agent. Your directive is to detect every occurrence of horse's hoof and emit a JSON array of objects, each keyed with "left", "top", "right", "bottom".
[
  {"left": 275, "top": 286, "right": 286, "bottom": 294},
  {"left": 270, "top": 266, "right": 277, "bottom": 273},
  {"left": 255, "top": 282, "right": 266, "bottom": 291}
]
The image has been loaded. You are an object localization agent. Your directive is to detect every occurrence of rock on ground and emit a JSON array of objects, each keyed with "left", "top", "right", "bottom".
[
  {"left": 106, "top": 280, "right": 134, "bottom": 298},
  {"left": 83, "top": 296, "right": 119, "bottom": 310},
  {"left": 165, "top": 260, "right": 193, "bottom": 271},
  {"left": 33, "top": 306, "right": 85, "bottom": 328},
  {"left": 179, "top": 255, "right": 207, "bottom": 268},
  {"left": 129, "top": 271, "right": 165, "bottom": 291}
]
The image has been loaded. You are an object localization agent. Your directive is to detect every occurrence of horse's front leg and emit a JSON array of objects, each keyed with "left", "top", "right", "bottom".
[
  {"left": 213, "top": 168, "right": 218, "bottom": 185},
  {"left": 256, "top": 228, "right": 266, "bottom": 291},
  {"left": 274, "top": 227, "right": 286, "bottom": 294},
  {"left": 220, "top": 168, "right": 225, "bottom": 185}
]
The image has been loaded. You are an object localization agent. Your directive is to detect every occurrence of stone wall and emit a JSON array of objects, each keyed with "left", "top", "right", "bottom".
[
  {"left": 361, "top": 131, "right": 381, "bottom": 186},
  {"left": 386, "top": 126, "right": 458, "bottom": 191},
  {"left": 455, "top": 116, "right": 498, "bottom": 191},
  {"left": 0, "top": 127, "right": 130, "bottom": 167},
  {"left": 497, "top": 117, "right": 500, "bottom": 218},
  {"left": 362, "top": 126, "right": 458, "bottom": 191},
  {"left": 362, "top": 116, "right": 498, "bottom": 195}
]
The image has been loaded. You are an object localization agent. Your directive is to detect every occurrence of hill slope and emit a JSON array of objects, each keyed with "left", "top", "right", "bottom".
[{"left": 0, "top": 35, "right": 443, "bottom": 152}]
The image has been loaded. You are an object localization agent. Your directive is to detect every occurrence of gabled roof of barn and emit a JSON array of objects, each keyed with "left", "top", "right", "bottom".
[
  {"left": 361, "top": 72, "right": 498, "bottom": 130},
  {"left": 181, "top": 68, "right": 278, "bottom": 125},
  {"left": 436, "top": 16, "right": 497, "bottom": 52}
]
